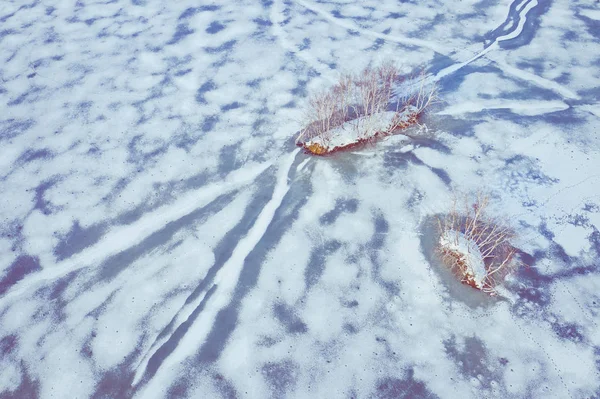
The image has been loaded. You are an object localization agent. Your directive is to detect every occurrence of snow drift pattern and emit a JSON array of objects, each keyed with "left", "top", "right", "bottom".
[{"left": 1, "top": 0, "right": 600, "bottom": 398}]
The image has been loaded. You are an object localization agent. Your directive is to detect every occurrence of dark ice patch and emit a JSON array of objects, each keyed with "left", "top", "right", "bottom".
[
  {"left": 167, "top": 24, "right": 194, "bottom": 45},
  {"left": 0, "top": 255, "right": 41, "bottom": 296},
  {"left": 126, "top": 134, "right": 168, "bottom": 165},
  {"left": 17, "top": 148, "right": 52, "bottom": 164},
  {"left": 290, "top": 79, "right": 308, "bottom": 97},
  {"left": 43, "top": 27, "right": 60, "bottom": 44},
  {"left": 0, "top": 118, "right": 35, "bottom": 141},
  {"left": 319, "top": 198, "right": 359, "bottom": 225},
  {"left": 195, "top": 80, "right": 217, "bottom": 104},
  {"left": 191, "top": 154, "right": 311, "bottom": 365},
  {"left": 8, "top": 86, "right": 44, "bottom": 106},
  {"left": 211, "top": 373, "right": 238, "bottom": 399},
  {"left": 273, "top": 302, "right": 308, "bottom": 334},
  {"left": 174, "top": 68, "right": 192, "bottom": 76},
  {"left": 444, "top": 335, "right": 498, "bottom": 389},
  {"left": 304, "top": 240, "right": 342, "bottom": 291},
  {"left": 343, "top": 323, "right": 358, "bottom": 334},
  {"left": 374, "top": 369, "right": 439, "bottom": 399},
  {"left": 365, "top": 212, "right": 400, "bottom": 296},
  {"left": 366, "top": 37, "right": 385, "bottom": 51},
  {"left": 54, "top": 221, "right": 108, "bottom": 261},
  {"left": 141, "top": 285, "right": 217, "bottom": 384},
  {"left": 202, "top": 115, "right": 219, "bottom": 132},
  {"left": 551, "top": 321, "right": 585, "bottom": 343},
  {"left": 206, "top": 21, "right": 226, "bottom": 34},
  {"left": 0, "top": 334, "right": 18, "bottom": 355},
  {"left": 504, "top": 155, "right": 559, "bottom": 188},
  {"left": 0, "top": 363, "right": 40, "bottom": 399},
  {"left": 589, "top": 230, "right": 600, "bottom": 257},
  {"left": 90, "top": 351, "right": 140, "bottom": 399},
  {"left": 262, "top": 360, "right": 298, "bottom": 398},
  {"left": 510, "top": 264, "right": 553, "bottom": 317},
  {"left": 205, "top": 40, "right": 236, "bottom": 54},
  {"left": 221, "top": 101, "right": 243, "bottom": 111},
  {"left": 578, "top": 8, "right": 600, "bottom": 39},
  {"left": 383, "top": 150, "right": 451, "bottom": 186},
  {"left": 483, "top": 0, "right": 552, "bottom": 49},
  {"left": 369, "top": 214, "right": 388, "bottom": 251},
  {"left": 178, "top": 5, "right": 220, "bottom": 20},
  {"left": 29, "top": 178, "right": 60, "bottom": 215},
  {"left": 298, "top": 38, "right": 311, "bottom": 50},
  {"left": 218, "top": 142, "right": 243, "bottom": 174},
  {"left": 253, "top": 17, "right": 272, "bottom": 27},
  {"left": 0, "top": 29, "right": 16, "bottom": 43},
  {"left": 96, "top": 191, "right": 237, "bottom": 282}
]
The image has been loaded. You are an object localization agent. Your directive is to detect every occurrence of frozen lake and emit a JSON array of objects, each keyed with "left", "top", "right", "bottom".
[{"left": 1, "top": 0, "right": 600, "bottom": 397}]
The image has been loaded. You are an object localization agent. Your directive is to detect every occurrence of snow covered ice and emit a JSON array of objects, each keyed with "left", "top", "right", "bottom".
[{"left": 1, "top": 0, "right": 600, "bottom": 398}]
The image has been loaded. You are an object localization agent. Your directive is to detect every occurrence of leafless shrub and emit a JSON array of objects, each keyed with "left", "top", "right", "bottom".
[
  {"left": 404, "top": 72, "right": 438, "bottom": 115},
  {"left": 296, "top": 62, "right": 438, "bottom": 152},
  {"left": 353, "top": 61, "right": 400, "bottom": 139},
  {"left": 356, "top": 63, "right": 394, "bottom": 116},
  {"left": 333, "top": 72, "right": 354, "bottom": 123},
  {"left": 297, "top": 62, "right": 400, "bottom": 144},
  {"left": 437, "top": 193, "right": 520, "bottom": 295},
  {"left": 302, "top": 89, "right": 337, "bottom": 147},
  {"left": 296, "top": 75, "right": 351, "bottom": 145}
]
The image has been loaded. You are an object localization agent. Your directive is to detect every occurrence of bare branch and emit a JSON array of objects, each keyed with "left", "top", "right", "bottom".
[
  {"left": 437, "top": 194, "right": 520, "bottom": 295},
  {"left": 296, "top": 61, "right": 438, "bottom": 154}
]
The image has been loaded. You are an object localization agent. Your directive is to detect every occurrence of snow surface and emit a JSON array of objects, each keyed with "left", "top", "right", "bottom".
[{"left": 1, "top": 0, "right": 600, "bottom": 398}]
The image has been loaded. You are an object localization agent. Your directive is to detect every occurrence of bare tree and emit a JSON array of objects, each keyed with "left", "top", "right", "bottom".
[
  {"left": 437, "top": 193, "right": 520, "bottom": 295},
  {"left": 408, "top": 72, "right": 438, "bottom": 115},
  {"left": 296, "top": 61, "right": 438, "bottom": 154}
]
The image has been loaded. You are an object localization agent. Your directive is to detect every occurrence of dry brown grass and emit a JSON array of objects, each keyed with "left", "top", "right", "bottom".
[{"left": 438, "top": 193, "right": 520, "bottom": 295}]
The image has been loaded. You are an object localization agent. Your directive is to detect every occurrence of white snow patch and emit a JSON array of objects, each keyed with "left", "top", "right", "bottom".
[
  {"left": 439, "top": 99, "right": 569, "bottom": 116},
  {"left": 580, "top": 8, "right": 600, "bottom": 21},
  {"left": 552, "top": 223, "right": 591, "bottom": 257},
  {"left": 580, "top": 103, "right": 600, "bottom": 118}
]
